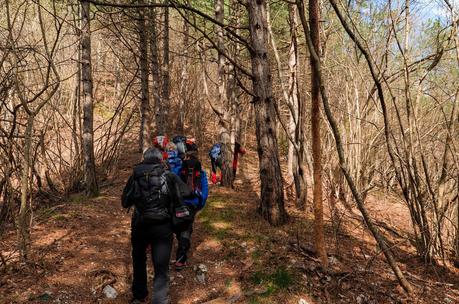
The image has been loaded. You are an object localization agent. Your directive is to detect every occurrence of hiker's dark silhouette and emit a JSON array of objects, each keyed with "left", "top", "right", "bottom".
[
  {"left": 122, "top": 148, "right": 191, "bottom": 304},
  {"left": 175, "top": 143, "right": 208, "bottom": 270}
]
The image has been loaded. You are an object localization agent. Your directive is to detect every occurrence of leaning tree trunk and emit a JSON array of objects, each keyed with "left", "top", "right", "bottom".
[
  {"left": 247, "top": 0, "right": 287, "bottom": 225},
  {"left": 138, "top": 1, "right": 152, "bottom": 152},
  {"left": 81, "top": 0, "right": 98, "bottom": 196},
  {"left": 215, "top": 0, "right": 233, "bottom": 186}
]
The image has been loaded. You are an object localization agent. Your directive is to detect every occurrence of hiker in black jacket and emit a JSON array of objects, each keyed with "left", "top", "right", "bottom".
[{"left": 122, "top": 148, "right": 191, "bottom": 304}]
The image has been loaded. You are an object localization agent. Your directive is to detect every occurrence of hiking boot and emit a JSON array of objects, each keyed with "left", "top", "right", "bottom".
[
  {"left": 174, "top": 260, "right": 187, "bottom": 271},
  {"left": 130, "top": 297, "right": 147, "bottom": 304}
]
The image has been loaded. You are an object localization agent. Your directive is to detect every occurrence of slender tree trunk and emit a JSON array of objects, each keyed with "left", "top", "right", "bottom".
[
  {"left": 81, "top": 0, "right": 98, "bottom": 196},
  {"left": 228, "top": 0, "right": 242, "bottom": 147},
  {"left": 309, "top": 0, "right": 328, "bottom": 268},
  {"left": 160, "top": 1, "right": 170, "bottom": 134},
  {"left": 176, "top": 3, "right": 189, "bottom": 134},
  {"left": 286, "top": 5, "right": 297, "bottom": 177},
  {"left": 289, "top": 4, "right": 307, "bottom": 210},
  {"left": 248, "top": 0, "right": 287, "bottom": 225},
  {"left": 149, "top": 0, "right": 162, "bottom": 134},
  {"left": 215, "top": 0, "right": 233, "bottom": 186},
  {"left": 71, "top": 3, "right": 82, "bottom": 177},
  {"left": 138, "top": 2, "right": 152, "bottom": 152},
  {"left": 17, "top": 115, "right": 34, "bottom": 261}
]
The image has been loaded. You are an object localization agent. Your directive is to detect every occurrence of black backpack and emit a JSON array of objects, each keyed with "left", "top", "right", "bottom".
[
  {"left": 133, "top": 163, "right": 171, "bottom": 224},
  {"left": 180, "top": 158, "right": 202, "bottom": 193}
]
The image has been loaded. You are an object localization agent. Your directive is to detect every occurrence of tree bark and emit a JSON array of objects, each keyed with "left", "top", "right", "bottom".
[
  {"left": 228, "top": 0, "right": 242, "bottom": 148},
  {"left": 289, "top": 4, "right": 307, "bottom": 210},
  {"left": 160, "top": 0, "right": 170, "bottom": 134},
  {"left": 248, "top": 0, "right": 287, "bottom": 225},
  {"left": 81, "top": 0, "right": 98, "bottom": 196},
  {"left": 149, "top": 0, "right": 162, "bottom": 134},
  {"left": 215, "top": 0, "right": 233, "bottom": 186},
  {"left": 17, "top": 115, "right": 34, "bottom": 261},
  {"left": 309, "top": 0, "right": 328, "bottom": 268},
  {"left": 138, "top": 1, "right": 152, "bottom": 152},
  {"left": 176, "top": 2, "right": 189, "bottom": 134}
]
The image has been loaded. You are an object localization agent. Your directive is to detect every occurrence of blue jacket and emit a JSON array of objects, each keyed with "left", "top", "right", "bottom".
[
  {"left": 184, "top": 170, "right": 209, "bottom": 210},
  {"left": 167, "top": 150, "right": 182, "bottom": 176}
]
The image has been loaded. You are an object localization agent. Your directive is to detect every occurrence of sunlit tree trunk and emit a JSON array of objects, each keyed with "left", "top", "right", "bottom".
[
  {"left": 228, "top": 0, "right": 242, "bottom": 147},
  {"left": 149, "top": 0, "right": 162, "bottom": 134},
  {"left": 248, "top": 0, "right": 287, "bottom": 225},
  {"left": 81, "top": 0, "right": 98, "bottom": 196},
  {"left": 176, "top": 2, "right": 189, "bottom": 134},
  {"left": 17, "top": 115, "right": 34, "bottom": 260},
  {"left": 138, "top": 1, "right": 152, "bottom": 152},
  {"left": 289, "top": 4, "right": 307, "bottom": 210},
  {"left": 309, "top": 0, "right": 327, "bottom": 268},
  {"left": 214, "top": 0, "right": 233, "bottom": 186}
]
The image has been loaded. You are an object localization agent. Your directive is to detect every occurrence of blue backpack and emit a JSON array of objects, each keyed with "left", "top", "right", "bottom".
[
  {"left": 167, "top": 150, "right": 182, "bottom": 176},
  {"left": 209, "top": 143, "right": 221, "bottom": 160}
]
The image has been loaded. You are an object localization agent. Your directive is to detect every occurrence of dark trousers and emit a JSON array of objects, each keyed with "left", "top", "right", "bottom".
[
  {"left": 131, "top": 221, "right": 172, "bottom": 304},
  {"left": 175, "top": 223, "right": 193, "bottom": 263},
  {"left": 175, "top": 210, "right": 196, "bottom": 263},
  {"left": 210, "top": 157, "right": 222, "bottom": 174}
]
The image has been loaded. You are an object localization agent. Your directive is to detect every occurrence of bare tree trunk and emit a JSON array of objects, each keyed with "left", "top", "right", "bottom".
[
  {"left": 248, "top": 0, "right": 287, "bottom": 225},
  {"left": 81, "top": 0, "right": 98, "bottom": 196},
  {"left": 176, "top": 2, "right": 189, "bottom": 134},
  {"left": 17, "top": 115, "right": 34, "bottom": 260},
  {"left": 287, "top": 4, "right": 298, "bottom": 178},
  {"left": 160, "top": 1, "right": 170, "bottom": 134},
  {"left": 215, "top": 0, "right": 233, "bottom": 186},
  {"left": 228, "top": 0, "right": 242, "bottom": 147},
  {"left": 289, "top": 4, "right": 307, "bottom": 210},
  {"left": 267, "top": 2, "right": 307, "bottom": 210},
  {"left": 149, "top": 0, "right": 162, "bottom": 134},
  {"left": 71, "top": 3, "right": 82, "bottom": 178},
  {"left": 138, "top": 1, "right": 152, "bottom": 152},
  {"left": 309, "top": 0, "right": 328, "bottom": 268}
]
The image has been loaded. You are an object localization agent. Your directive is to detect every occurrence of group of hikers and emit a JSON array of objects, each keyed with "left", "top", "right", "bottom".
[{"left": 121, "top": 135, "right": 245, "bottom": 304}]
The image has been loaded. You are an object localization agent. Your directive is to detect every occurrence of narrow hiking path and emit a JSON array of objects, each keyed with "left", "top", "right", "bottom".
[
  {"left": 2, "top": 148, "right": 459, "bottom": 304},
  {"left": 0, "top": 149, "right": 313, "bottom": 304}
]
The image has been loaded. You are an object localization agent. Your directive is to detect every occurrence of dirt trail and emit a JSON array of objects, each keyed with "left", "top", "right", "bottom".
[
  {"left": 2, "top": 149, "right": 459, "bottom": 304},
  {"left": 0, "top": 150, "right": 306, "bottom": 304}
]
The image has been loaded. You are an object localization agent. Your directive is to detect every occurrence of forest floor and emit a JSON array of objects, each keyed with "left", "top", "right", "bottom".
[{"left": 1, "top": 147, "right": 459, "bottom": 304}]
